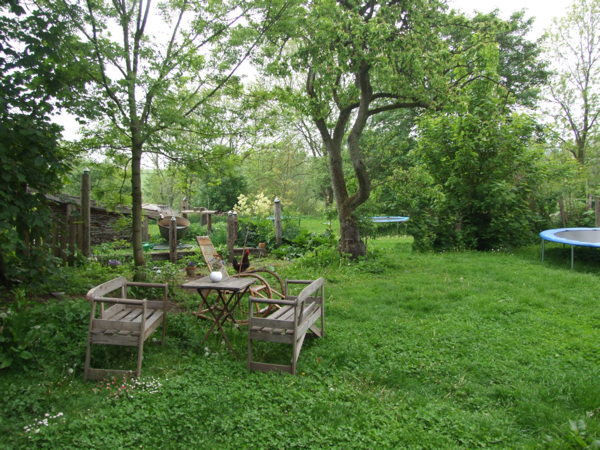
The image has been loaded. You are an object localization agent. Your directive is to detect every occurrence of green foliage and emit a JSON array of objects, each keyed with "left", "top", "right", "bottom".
[
  {"left": 397, "top": 79, "right": 552, "bottom": 251},
  {"left": 62, "top": 156, "right": 133, "bottom": 208},
  {"left": 271, "top": 229, "right": 336, "bottom": 261},
  {"left": 0, "top": 298, "right": 89, "bottom": 372},
  {"left": 0, "top": 0, "right": 88, "bottom": 285},
  {"left": 236, "top": 217, "right": 275, "bottom": 248},
  {"left": 201, "top": 171, "right": 248, "bottom": 212}
]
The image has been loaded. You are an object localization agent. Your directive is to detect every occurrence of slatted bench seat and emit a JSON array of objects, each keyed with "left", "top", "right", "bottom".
[
  {"left": 248, "top": 278, "right": 325, "bottom": 375},
  {"left": 84, "top": 276, "right": 168, "bottom": 380}
]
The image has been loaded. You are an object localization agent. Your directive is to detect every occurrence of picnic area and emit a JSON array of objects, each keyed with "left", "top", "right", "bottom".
[{"left": 1, "top": 215, "right": 600, "bottom": 448}]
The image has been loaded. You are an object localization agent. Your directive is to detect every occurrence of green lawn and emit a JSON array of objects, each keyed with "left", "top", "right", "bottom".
[{"left": 1, "top": 237, "right": 600, "bottom": 448}]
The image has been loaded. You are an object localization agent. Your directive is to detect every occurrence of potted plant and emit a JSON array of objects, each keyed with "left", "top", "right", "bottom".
[
  {"left": 185, "top": 262, "right": 197, "bottom": 277},
  {"left": 208, "top": 256, "right": 225, "bottom": 282}
]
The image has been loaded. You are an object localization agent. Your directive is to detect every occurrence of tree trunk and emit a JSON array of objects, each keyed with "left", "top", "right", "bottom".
[
  {"left": 131, "top": 141, "right": 146, "bottom": 268},
  {"left": 326, "top": 136, "right": 368, "bottom": 259},
  {"left": 577, "top": 139, "right": 585, "bottom": 165},
  {"left": 338, "top": 207, "right": 365, "bottom": 258}
]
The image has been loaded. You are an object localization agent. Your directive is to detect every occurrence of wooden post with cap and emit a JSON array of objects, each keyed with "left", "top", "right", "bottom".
[
  {"left": 227, "top": 211, "right": 238, "bottom": 263},
  {"left": 274, "top": 198, "right": 282, "bottom": 248},
  {"left": 81, "top": 168, "right": 91, "bottom": 257},
  {"left": 169, "top": 216, "right": 177, "bottom": 263}
]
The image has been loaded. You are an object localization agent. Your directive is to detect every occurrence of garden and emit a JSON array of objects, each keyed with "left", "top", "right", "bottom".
[
  {"left": 2, "top": 0, "right": 600, "bottom": 447},
  {"left": 1, "top": 215, "right": 600, "bottom": 448}
]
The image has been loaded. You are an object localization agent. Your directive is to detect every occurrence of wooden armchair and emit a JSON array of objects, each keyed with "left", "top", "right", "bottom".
[{"left": 84, "top": 277, "right": 168, "bottom": 380}]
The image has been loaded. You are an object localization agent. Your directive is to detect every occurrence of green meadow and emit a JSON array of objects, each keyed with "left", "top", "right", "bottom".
[{"left": 1, "top": 230, "right": 600, "bottom": 448}]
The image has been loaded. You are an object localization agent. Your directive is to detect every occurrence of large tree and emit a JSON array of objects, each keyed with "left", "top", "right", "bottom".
[
  {"left": 262, "top": 1, "right": 547, "bottom": 257},
  {"left": 47, "top": 0, "right": 290, "bottom": 268},
  {"left": 543, "top": 0, "right": 600, "bottom": 164},
  {"left": 0, "top": 0, "right": 85, "bottom": 285}
]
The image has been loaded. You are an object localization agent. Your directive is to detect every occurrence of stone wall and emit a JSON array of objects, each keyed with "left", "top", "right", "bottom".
[{"left": 89, "top": 209, "right": 131, "bottom": 246}]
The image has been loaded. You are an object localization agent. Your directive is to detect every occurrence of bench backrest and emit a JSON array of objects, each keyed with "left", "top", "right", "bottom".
[
  {"left": 296, "top": 278, "right": 325, "bottom": 304},
  {"left": 250, "top": 278, "right": 324, "bottom": 330},
  {"left": 295, "top": 278, "right": 324, "bottom": 325},
  {"left": 86, "top": 276, "right": 127, "bottom": 302}
]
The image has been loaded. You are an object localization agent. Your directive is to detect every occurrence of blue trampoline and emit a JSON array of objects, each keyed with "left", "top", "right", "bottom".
[
  {"left": 540, "top": 227, "right": 600, "bottom": 269},
  {"left": 370, "top": 216, "right": 409, "bottom": 223}
]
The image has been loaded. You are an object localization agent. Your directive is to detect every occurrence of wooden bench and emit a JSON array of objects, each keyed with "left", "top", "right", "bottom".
[
  {"left": 247, "top": 278, "right": 325, "bottom": 375},
  {"left": 84, "top": 277, "right": 168, "bottom": 380}
]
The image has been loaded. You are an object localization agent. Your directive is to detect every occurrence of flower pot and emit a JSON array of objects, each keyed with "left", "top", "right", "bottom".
[
  {"left": 209, "top": 271, "right": 223, "bottom": 283},
  {"left": 185, "top": 267, "right": 196, "bottom": 277},
  {"left": 258, "top": 243, "right": 266, "bottom": 249}
]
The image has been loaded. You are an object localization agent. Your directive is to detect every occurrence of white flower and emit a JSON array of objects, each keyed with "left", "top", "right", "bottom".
[
  {"left": 35, "top": 429, "right": 40, "bottom": 434},
  {"left": 0, "top": 312, "right": 6, "bottom": 319},
  {"left": 204, "top": 347, "right": 209, "bottom": 352},
  {"left": 68, "top": 368, "right": 73, "bottom": 374},
  {"left": 205, "top": 352, "right": 209, "bottom": 356}
]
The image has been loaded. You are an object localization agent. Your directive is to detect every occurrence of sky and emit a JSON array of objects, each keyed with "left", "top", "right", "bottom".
[
  {"left": 55, "top": 0, "right": 566, "bottom": 140},
  {"left": 450, "top": 0, "right": 562, "bottom": 39}
]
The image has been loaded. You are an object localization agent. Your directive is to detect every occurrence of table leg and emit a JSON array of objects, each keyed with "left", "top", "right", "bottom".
[
  {"left": 200, "top": 291, "right": 235, "bottom": 353},
  {"left": 220, "top": 287, "right": 251, "bottom": 328},
  {"left": 195, "top": 288, "right": 224, "bottom": 319}
]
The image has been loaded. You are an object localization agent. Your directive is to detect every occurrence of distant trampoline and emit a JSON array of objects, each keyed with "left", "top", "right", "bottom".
[{"left": 540, "top": 228, "right": 600, "bottom": 269}]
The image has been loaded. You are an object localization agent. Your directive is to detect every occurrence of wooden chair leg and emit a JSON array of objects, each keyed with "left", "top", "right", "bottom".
[
  {"left": 291, "top": 340, "right": 297, "bottom": 376},
  {"left": 136, "top": 338, "right": 144, "bottom": 378},
  {"left": 84, "top": 301, "right": 96, "bottom": 380},
  {"left": 247, "top": 336, "right": 253, "bottom": 371}
]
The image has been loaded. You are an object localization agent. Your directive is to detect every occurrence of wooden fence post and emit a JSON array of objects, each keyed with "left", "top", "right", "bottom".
[
  {"left": 274, "top": 198, "right": 282, "bottom": 248},
  {"left": 68, "top": 211, "right": 76, "bottom": 266},
  {"left": 51, "top": 219, "right": 59, "bottom": 257},
  {"left": 227, "top": 211, "right": 238, "bottom": 263},
  {"left": 169, "top": 216, "right": 177, "bottom": 264},
  {"left": 77, "top": 211, "right": 84, "bottom": 253},
  {"left": 200, "top": 207, "right": 207, "bottom": 226},
  {"left": 81, "top": 169, "right": 91, "bottom": 257},
  {"left": 596, "top": 196, "right": 599, "bottom": 227},
  {"left": 558, "top": 197, "right": 566, "bottom": 228},
  {"left": 142, "top": 215, "right": 149, "bottom": 242},
  {"left": 60, "top": 204, "right": 71, "bottom": 265},
  {"left": 207, "top": 212, "right": 212, "bottom": 235},
  {"left": 181, "top": 197, "right": 188, "bottom": 220}
]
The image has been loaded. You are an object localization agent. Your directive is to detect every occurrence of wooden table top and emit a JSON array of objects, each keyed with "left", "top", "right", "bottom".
[{"left": 181, "top": 276, "right": 256, "bottom": 292}]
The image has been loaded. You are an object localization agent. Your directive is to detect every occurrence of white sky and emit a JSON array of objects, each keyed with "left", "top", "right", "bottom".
[
  {"left": 55, "top": 0, "right": 566, "bottom": 141},
  {"left": 450, "top": 0, "right": 562, "bottom": 39}
]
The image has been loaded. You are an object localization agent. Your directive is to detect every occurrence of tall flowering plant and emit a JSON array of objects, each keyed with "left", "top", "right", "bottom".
[{"left": 234, "top": 191, "right": 273, "bottom": 247}]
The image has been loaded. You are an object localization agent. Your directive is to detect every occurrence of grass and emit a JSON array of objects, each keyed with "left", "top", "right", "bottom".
[{"left": 2, "top": 236, "right": 600, "bottom": 448}]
